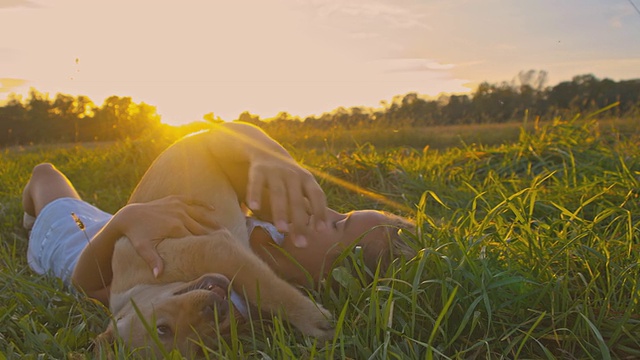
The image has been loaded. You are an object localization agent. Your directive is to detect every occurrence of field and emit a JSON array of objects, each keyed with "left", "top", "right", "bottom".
[{"left": 1, "top": 118, "right": 640, "bottom": 359}]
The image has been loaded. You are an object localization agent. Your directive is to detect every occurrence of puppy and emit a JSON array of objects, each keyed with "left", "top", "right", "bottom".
[{"left": 96, "top": 132, "right": 333, "bottom": 357}]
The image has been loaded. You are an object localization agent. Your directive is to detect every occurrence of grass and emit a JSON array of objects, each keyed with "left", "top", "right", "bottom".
[{"left": 1, "top": 117, "right": 640, "bottom": 358}]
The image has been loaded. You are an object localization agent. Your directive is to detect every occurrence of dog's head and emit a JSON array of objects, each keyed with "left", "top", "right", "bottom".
[{"left": 97, "top": 273, "right": 236, "bottom": 357}]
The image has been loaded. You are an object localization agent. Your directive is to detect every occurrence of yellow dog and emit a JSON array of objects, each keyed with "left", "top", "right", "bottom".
[{"left": 95, "top": 128, "right": 333, "bottom": 356}]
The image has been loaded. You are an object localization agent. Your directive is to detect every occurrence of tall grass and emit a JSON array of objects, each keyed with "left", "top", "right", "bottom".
[{"left": 1, "top": 118, "right": 639, "bottom": 358}]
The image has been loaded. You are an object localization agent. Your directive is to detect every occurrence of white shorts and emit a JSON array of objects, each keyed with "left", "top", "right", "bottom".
[{"left": 27, "top": 197, "right": 112, "bottom": 286}]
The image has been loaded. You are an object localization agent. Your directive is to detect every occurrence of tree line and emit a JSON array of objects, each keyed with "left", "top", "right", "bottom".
[
  {"left": 0, "top": 91, "right": 161, "bottom": 146},
  {"left": 249, "top": 71, "right": 640, "bottom": 132},
  {"left": 1, "top": 71, "right": 639, "bottom": 146}
]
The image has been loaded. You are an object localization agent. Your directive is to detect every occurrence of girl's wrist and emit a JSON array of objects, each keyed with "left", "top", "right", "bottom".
[{"left": 111, "top": 204, "right": 136, "bottom": 235}]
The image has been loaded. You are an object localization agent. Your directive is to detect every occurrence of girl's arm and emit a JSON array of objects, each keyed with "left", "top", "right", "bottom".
[
  {"left": 71, "top": 196, "right": 217, "bottom": 306},
  {"left": 201, "top": 122, "right": 329, "bottom": 246}
]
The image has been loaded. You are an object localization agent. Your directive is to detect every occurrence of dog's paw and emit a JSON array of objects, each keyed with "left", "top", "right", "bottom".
[{"left": 289, "top": 302, "right": 334, "bottom": 341}]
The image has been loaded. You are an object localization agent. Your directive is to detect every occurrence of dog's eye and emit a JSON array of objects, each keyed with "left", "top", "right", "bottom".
[{"left": 156, "top": 324, "right": 172, "bottom": 337}]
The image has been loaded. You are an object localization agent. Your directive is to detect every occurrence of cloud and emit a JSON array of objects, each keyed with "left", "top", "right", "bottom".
[
  {"left": 494, "top": 43, "right": 518, "bottom": 51},
  {"left": 0, "top": 0, "right": 39, "bottom": 9},
  {"left": 338, "top": 2, "right": 427, "bottom": 29},
  {"left": 349, "top": 31, "right": 380, "bottom": 39},
  {"left": 304, "top": 0, "right": 427, "bottom": 30},
  {"left": 371, "top": 58, "right": 455, "bottom": 74},
  {"left": 0, "top": 78, "right": 28, "bottom": 93},
  {"left": 608, "top": 3, "right": 638, "bottom": 28}
]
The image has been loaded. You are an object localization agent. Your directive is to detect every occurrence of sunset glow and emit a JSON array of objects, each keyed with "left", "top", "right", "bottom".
[{"left": 1, "top": 0, "right": 639, "bottom": 125}]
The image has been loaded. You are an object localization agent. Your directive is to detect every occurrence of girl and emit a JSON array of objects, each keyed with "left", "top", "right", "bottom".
[{"left": 22, "top": 122, "right": 415, "bottom": 307}]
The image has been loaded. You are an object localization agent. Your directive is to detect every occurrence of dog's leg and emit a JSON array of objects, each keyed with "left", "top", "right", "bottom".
[
  {"left": 111, "top": 231, "right": 334, "bottom": 340},
  {"left": 127, "top": 132, "right": 250, "bottom": 244},
  {"left": 113, "top": 130, "right": 333, "bottom": 339}
]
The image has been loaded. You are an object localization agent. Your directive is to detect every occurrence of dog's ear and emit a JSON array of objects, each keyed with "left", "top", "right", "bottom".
[{"left": 92, "top": 326, "right": 116, "bottom": 360}]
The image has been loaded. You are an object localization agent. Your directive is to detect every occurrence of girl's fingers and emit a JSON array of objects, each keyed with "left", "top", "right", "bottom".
[
  {"left": 132, "top": 240, "right": 164, "bottom": 278},
  {"left": 245, "top": 161, "right": 328, "bottom": 242},
  {"left": 285, "top": 175, "right": 309, "bottom": 247},
  {"left": 247, "top": 168, "right": 266, "bottom": 210},
  {"left": 267, "top": 176, "right": 289, "bottom": 232},
  {"left": 303, "top": 180, "right": 328, "bottom": 231},
  {"left": 152, "top": 257, "right": 163, "bottom": 278},
  {"left": 181, "top": 216, "right": 210, "bottom": 236},
  {"left": 179, "top": 197, "right": 216, "bottom": 212},
  {"left": 182, "top": 204, "right": 219, "bottom": 231}
]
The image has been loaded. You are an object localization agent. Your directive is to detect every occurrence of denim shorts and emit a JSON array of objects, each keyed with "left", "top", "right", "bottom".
[{"left": 27, "top": 197, "right": 112, "bottom": 286}]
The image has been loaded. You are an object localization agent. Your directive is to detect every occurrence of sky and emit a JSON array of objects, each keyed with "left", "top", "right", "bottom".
[{"left": 1, "top": 0, "right": 639, "bottom": 125}]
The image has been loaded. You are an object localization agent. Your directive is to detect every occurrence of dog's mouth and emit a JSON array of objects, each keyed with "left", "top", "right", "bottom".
[{"left": 173, "top": 274, "right": 230, "bottom": 300}]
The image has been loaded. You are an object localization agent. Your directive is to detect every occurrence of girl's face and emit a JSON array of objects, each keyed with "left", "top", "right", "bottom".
[
  {"left": 267, "top": 209, "right": 397, "bottom": 285},
  {"left": 308, "top": 209, "right": 392, "bottom": 258}
]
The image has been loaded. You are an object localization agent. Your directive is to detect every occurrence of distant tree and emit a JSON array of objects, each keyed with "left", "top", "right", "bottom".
[
  {"left": 617, "top": 79, "right": 640, "bottom": 114},
  {"left": 92, "top": 96, "right": 161, "bottom": 140},
  {"left": 236, "top": 111, "right": 262, "bottom": 126},
  {"left": 273, "top": 111, "right": 297, "bottom": 122},
  {"left": 547, "top": 79, "right": 578, "bottom": 114},
  {"left": 514, "top": 69, "right": 548, "bottom": 92},
  {"left": 49, "top": 93, "right": 97, "bottom": 142},
  {"left": 24, "top": 89, "right": 56, "bottom": 142},
  {"left": 545, "top": 74, "right": 640, "bottom": 118},
  {"left": 441, "top": 94, "right": 472, "bottom": 124},
  {"left": 395, "top": 93, "right": 439, "bottom": 127},
  {"left": 0, "top": 94, "right": 27, "bottom": 145},
  {"left": 92, "top": 96, "right": 128, "bottom": 140},
  {"left": 203, "top": 112, "right": 224, "bottom": 124},
  {"left": 348, "top": 106, "right": 373, "bottom": 128},
  {"left": 128, "top": 102, "right": 161, "bottom": 138},
  {"left": 74, "top": 95, "right": 97, "bottom": 141}
]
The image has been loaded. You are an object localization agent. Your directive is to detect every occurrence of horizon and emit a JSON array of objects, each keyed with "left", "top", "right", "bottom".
[
  {"left": 2, "top": 71, "right": 639, "bottom": 127},
  {"left": 1, "top": 0, "right": 640, "bottom": 125}
]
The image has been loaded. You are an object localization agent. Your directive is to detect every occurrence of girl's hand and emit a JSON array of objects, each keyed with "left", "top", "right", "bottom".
[
  {"left": 113, "top": 195, "right": 219, "bottom": 277},
  {"left": 246, "top": 153, "right": 328, "bottom": 248}
]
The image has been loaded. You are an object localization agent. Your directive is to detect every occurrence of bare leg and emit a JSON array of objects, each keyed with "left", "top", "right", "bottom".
[{"left": 22, "top": 163, "right": 81, "bottom": 217}]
